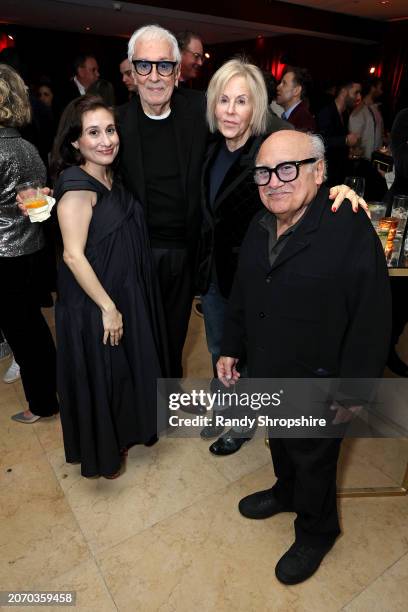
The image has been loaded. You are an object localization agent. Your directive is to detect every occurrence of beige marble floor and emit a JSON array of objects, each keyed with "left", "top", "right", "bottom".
[{"left": 0, "top": 302, "right": 407, "bottom": 611}]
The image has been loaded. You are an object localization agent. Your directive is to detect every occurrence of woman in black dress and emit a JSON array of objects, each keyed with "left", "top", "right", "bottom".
[{"left": 51, "top": 96, "right": 167, "bottom": 478}]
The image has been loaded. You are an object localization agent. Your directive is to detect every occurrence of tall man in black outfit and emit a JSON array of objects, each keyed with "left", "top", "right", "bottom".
[
  {"left": 118, "top": 25, "right": 208, "bottom": 377},
  {"left": 217, "top": 130, "right": 390, "bottom": 584},
  {"left": 317, "top": 79, "right": 361, "bottom": 186}
]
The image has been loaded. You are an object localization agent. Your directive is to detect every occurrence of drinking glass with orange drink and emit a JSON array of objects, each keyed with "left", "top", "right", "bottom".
[{"left": 16, "top": 181, "right": 53, "bottom": 222}]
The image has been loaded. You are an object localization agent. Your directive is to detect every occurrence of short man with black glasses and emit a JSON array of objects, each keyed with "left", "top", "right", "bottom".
[
  {"left": 176, "top": 30, "right": 205, "bottom": 84},
  {"left": 118, "top": 25, "right": 208, "bottom": 379},
  {"left": 217, "top": 130, "right": 390, "bottom": 584}
]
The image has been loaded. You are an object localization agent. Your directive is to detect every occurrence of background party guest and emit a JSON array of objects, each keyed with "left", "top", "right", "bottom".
[{"left": 0, "top": 63, "right": 59, "bottom": 423}]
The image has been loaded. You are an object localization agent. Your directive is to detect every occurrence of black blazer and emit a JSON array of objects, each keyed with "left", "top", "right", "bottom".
[
  {"left": 117, "top": 88, "right": 208, "bottom": 261},
  {"left": 197, "top": 116, "right": 290, "bottom": 298},
  {"left": 221, "top": 186, "right": 391, "bottom": 379}
]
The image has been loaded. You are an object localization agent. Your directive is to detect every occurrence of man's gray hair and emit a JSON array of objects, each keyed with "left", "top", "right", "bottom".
[
  {"left": 308, "top": 133, "right": 327, "bottom": 180},
  {"left": 128, "top": 24, "right": 181, "bottom": 65}
]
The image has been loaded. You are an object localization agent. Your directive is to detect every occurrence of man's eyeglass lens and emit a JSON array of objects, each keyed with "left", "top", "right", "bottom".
[
  {"left": 253, "top": 158, "right": 317, "bottom": 185},
  {"left": 132, "top": 60, "right": 177, "bottom": 76}
]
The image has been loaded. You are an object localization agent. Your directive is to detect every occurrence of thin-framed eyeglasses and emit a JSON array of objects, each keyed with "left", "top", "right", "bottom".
[
  {"left": 253, "top": 158, "right": 318, "bottom": 185},
  {"left": 132, "top": 60, "right": 177, "bottom": 77},
  {"left": 184, "top": 49, "right": 205, "bottom": 62}
]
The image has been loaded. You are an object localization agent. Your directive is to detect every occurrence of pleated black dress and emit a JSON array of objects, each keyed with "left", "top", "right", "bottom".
[{"left": 54, "top": 167, "right": 167, "bottom": 477}]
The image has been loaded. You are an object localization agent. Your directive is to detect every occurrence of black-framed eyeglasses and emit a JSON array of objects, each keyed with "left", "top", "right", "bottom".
[
  {"left": 132, "top": 59, "right": 177, "bottom": 77},
  {"left": 185, "top": 49, "right": 205, "bottom": 62},
  {"left": 253, "top": 158, "right": 318, "bottom": 185}
]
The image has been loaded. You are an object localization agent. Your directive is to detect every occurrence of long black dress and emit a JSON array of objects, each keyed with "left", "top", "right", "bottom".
[{"left": 54, "top": 167, "right": 167, "bottom": 477}]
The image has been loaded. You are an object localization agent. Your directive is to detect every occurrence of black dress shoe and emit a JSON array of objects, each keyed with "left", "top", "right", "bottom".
[
  {"left": 387, "top": 348, "right": 408, "bottom": 377},
  {"left": 239, "top": 488, "right": 293, "bottom": 519},
  {"left": 275, "top": 541, "right": 333, "bottom": 585},
  {"left": 200, "top": 423, "right": 225, "bottom": 439},
  {"left": 179, "top": 402, "right": 207, "bottom": 416},
  {"left": 209, "top": 430, "right": 251, "bottom": 456}
]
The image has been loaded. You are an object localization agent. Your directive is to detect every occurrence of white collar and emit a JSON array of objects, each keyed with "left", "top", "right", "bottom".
[
  {"left": 73, "top": 76, "right": 86, "bottom": 96},
  {"left": 143, "top": 108, "right": 171, "bottom": 120}
]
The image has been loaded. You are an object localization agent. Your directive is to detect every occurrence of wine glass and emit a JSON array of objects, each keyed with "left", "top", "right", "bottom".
[{"left": 344, "top": 176, "right": 365, "bottom": 197}]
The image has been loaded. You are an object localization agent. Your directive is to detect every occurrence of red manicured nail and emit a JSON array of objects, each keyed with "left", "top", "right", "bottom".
[{"left": 332, "top": 206, "right": 337, "bottom": 212}]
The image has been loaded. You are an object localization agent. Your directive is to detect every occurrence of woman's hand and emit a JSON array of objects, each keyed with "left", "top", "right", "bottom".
[
  {"left": 102, "top": 304, "right": 124, "bottom": 346},
  {"left": 18, "top": 187, "right": 52, "bottom": 216},
  {"left": 329, "top": 185, "right": 370, "bottom": 217}
]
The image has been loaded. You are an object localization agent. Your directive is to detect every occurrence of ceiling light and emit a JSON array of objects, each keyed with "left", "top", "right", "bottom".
[
  {"left": 85, "top": 26, "right": 91, "bottom": 31},
  {"left": 204, "top": 52, "right": 210, "bottom": 59},
  {"left": 7, "top": 34, "right": 14, "bottom": 40}
]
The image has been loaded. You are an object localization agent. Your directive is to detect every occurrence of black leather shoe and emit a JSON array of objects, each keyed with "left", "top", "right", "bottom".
[
  {"left": 200, "top": 423, "right": 225, "bottom": 439},
  {"left": 239, "top": 488, "right": 293, "bottom": 519},
  {"left": 179, "top": 402, "right": 207, "bottom": 416},
  {"left": 209, "top": 431, "right": 251, "bottom": 456},
  {"left": 275, "top": 541, "right": 333, "bottom": 585}
]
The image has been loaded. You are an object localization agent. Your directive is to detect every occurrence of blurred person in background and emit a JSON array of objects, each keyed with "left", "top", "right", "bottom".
[
  {"left": 0, "top": 64, "right": 59, "bottom": 423},
  {"left": 317, "top": 79, "right": 362, "bottom": 186},
  {"left": 119, "top": 58, "right": 138, "bottom": 98},
  {"left": 176, "top": 30, "right": 204, "bottom": 85},
  {"left": 276, "top": 66, "right": 316, "bottom": 131},
  {"left": 62, "top": 53, "right": 99, "bottom": 106},
  {"left": 349, "top": 77, "right": 385, "bottom": 160}
]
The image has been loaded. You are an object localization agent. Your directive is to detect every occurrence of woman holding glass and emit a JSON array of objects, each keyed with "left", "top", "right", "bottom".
[{"left": 0, "top": 64, "right": 59, "bottom": 423}]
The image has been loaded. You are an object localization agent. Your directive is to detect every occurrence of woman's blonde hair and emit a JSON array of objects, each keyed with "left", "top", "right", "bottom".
[
  {"left": 0, "top": 64, "right": 31, "bottom": 128},
  {"left": 206, "top": 58, "right": 268, "bottom": 136}
]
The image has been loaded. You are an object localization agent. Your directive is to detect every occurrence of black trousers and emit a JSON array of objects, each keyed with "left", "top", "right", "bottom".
[
  {"left": 151, "top": 248, "right": 193, "bottom": 378},
  {"left": 0, "top": 251, "right": 59, "bottom": 416},
  {"left": 269, "top": 437, "right": 342, "bottom": 547}
]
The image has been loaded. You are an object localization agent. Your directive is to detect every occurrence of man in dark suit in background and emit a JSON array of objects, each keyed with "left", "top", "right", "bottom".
[
  {"left": 317, "top": 79, "right": 361, "bottom": 185},
  {"left": 62, "top": 53, "right": 100, "bottom": 107},
  {"left": 276, "top": 67, "right": 316, "bottom": 132},
  {"left": 118, "top": 24, "right": 208, "bottom": 378},
  {"left": 217, "top": 130, "right": 390, "bottom": 584}
]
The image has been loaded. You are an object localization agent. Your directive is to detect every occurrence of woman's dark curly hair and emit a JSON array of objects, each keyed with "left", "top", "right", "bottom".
[{"left": 50, "top": 95, "right": 118, "bottom": 182}]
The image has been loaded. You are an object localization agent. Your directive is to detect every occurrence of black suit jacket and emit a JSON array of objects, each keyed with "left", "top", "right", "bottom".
[
  {"left": 198, "top": 116, "right": 290, "bottom": 298},
  {"left": 117, "top": 88, "right": 208, "bottom": 261},
  {"left": 221, "top": 187, "right": 391, "bottom": 379}
]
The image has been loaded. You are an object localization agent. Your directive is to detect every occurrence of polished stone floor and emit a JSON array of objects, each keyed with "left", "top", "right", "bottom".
[{"left": 1, "top": 302, "right": 407, "bottom": 611}]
